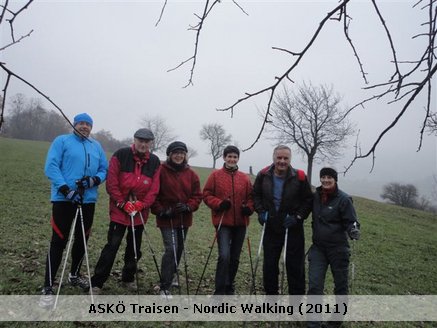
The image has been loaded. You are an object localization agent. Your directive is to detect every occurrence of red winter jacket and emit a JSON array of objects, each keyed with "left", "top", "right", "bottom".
[
  {"left": 151, "top": 161, "right": 202, "bottom": 228},
  {"left": 106, "top": 145, "right": 161, "bottom": 226},
  {"left": 203, "top": 166, "right": 254, "bottom": 227}
]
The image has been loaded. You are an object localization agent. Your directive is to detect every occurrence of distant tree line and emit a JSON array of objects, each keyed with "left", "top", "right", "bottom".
[
  {"left": 0, "top": 94, "right": 130, "bottom": 153},
  {"left": 381, "top": 182, "right": 437, "bottom": 214}
]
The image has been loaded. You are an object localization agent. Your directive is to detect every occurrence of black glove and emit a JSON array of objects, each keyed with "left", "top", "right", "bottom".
[
  {"left": 258, "top": 211, "right": 268, "bottom": 226},
  {"left": 158, "top": 208, "right": 173, "bottom": 219},
  {"left": 59, "top": 185, "right": 82, "bottom": 204},
  {"left": 348, "top": 222, "right": 360, "bottom": 240},
  {"left": 241, "top": 206, "right": 252, "bottom": 216},
  {"left": 76, "top": 176, "right": 100, "bottom": 189},
  {"left": 174, "top": 203, "right": 191, "bottom": 214},
  {"left": 219, "top": 199, "right": 231, "bottom": 211},
  {"left": 283, "top": 214, "right": 299, "bottom": 229}
]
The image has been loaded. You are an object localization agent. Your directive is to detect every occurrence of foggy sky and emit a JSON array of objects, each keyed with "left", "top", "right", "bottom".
[{"left": 1, "top": 0, "right": 436, "bottom": 201}]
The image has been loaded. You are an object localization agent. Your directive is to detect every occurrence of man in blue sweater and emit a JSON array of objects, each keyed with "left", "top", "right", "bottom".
[{"left": 39, "top": 113, "right": 108, "bottom": 307}]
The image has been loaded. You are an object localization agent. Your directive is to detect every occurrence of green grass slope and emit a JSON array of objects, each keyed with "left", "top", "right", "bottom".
[{"left": 1, "top": 137, "right": 436, "bottom": 328}]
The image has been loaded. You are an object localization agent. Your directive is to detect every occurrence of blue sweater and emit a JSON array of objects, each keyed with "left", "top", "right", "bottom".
[{"left": 44, "top": 133, "right": 108, "bottom": 203}]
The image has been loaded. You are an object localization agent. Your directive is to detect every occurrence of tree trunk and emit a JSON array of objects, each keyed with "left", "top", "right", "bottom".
[{"left": 307, "top": 156, "right": 314, "bottom": 186}]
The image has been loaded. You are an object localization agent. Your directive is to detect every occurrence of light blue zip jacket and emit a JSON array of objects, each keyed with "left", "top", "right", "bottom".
[{"left": 44, "top": 133, "right": 108, "bottom": 203}]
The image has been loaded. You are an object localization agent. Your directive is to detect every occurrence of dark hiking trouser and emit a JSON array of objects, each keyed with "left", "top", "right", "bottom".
[
  {"left": 91, "top": 221, "right": 143, "bottom": 288},
  {"left": 263, "top": 225, "right": 305, "bottom": 295},
  {"left": 159, "top": 227, "right": 188, "bottom": 291},
  {"left": 44, "top": 202, "right": 95, "bottom": 286},
  {"left": 214, "top": 226, "right": 246, "bottom": 295},
  {"left": 44, "top": 202, "right": 95, "bottom": 287},
  {"left": 307, "top": 243, "right": 350, "bottom": 328}
]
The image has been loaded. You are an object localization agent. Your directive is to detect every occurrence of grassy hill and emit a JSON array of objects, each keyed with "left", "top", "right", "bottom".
[{"left": 0, "top": 137, "right": 436, "bottom": 328}]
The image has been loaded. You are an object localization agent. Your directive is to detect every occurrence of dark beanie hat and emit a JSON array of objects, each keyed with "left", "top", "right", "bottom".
[
  {"left": 166, "top": 141, "right": 188, "bottom": 156},
  {"left": 223, "top": 145, "right": 240, "bottom": 157},
  {"left": 320, "top": 167, "right": 338, "bottom": 182}
]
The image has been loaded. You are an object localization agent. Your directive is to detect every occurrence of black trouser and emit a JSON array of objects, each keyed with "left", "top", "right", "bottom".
[
  {"left": 159, "top": 227, "right": 188, "bottom": 290},
  {"left": 263, "top": 225, "right": 305, "bottom": 295},
  {"left": 91, "top": 221, "right": 143, "bottom": 288},
  {"left": 215, "top": 226, "right": 246, "bottom": 295},
  {"left": 307, "top": 243, "right": 350, "bottom": 328},
  {"left": 44, "top": 202, "right": 95, "bottom": 287}
]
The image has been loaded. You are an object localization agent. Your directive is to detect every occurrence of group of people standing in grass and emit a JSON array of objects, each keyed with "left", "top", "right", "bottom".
[{"left": 40, "top": 112, "right": 360, "bottom": 327}]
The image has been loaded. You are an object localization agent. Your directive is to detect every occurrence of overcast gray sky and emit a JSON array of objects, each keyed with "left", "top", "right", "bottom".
[{"left": 2, "top": 1, "right": 436, "bottom": 201}]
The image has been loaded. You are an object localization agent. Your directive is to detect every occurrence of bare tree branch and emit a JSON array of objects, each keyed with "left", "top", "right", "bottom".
[
  {"left": 168, "top": 0, "right": 221, "bottom": 88},
  {"left": 5, "top": 0, "right": 33, "bottom": 42},
  {"left": 217, "top": 0, "right": 351, "bottom": 151},
  {"left": 0, "top": 29, "right": 33, "bottom": 51},
  {"left": 155, "top": 0, "right": 168, "bottom": 27},
  {"left": 0, "top": 62, "right": 74, "bottom": 130}
]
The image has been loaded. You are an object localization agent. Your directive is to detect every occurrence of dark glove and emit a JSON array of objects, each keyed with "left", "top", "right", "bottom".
[
  {"left": 174, "top": 202, "right": 191, "bottom": 214},
  {"left": 158, "top": 208, "right": 173, "bottom": 219},
  {"left": 258, "top": 211, "right": 268, "bottom": 226},
  {"left": 76, "top": 176, "right": 100, "bottom": 189},
  {"left": 283, "top": 214, "right": 299, "bottom": 229},
  {"left": 241, "top": 206, "right": 252, "bottom": 216},
  {"left": 348, "top": 222, "right": 360, "bottom": 240},
  {"left": 59, "top": 185, "right": 82, "bottom": 204},
  {"left": 219, "top": 199, "right": 231, "bottom": 211}
]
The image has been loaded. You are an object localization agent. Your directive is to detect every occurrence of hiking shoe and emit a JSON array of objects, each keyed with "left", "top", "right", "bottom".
[
  {"left": 90, "top": 286, "right": 102, "bottom": 295},
  {"left": 171, "top": 275, "right": 179, "bottom": 287},
  {"left": 122, "top": 281, "right": 137, "bottom": 291},
  {"left": 160, "top": 289, "right": 173, "bottom": 299},
  {"left": 39, "top": 286, "right": 55, "bottom": 308},
  {"left": 68, "top": 273, "right": 90, "bottom": 290}
]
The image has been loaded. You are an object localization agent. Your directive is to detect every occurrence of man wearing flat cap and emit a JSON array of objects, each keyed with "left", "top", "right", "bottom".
[
  {"left": 90, "top": 128, "right": 161, "bottom": 293},
  {"left": 40, "top": 113, "right": 108, "bottom": 306}
]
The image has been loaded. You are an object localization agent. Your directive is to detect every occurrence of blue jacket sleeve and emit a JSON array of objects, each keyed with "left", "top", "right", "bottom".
[
  {"left": 94, "top": 141, "right": 108, "bottom": 184},
  {"left": 44, "top": 136, "right": 67, "bottom": 191}
]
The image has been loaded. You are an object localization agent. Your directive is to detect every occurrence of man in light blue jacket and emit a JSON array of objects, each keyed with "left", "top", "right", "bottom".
[{"left": 39, "top": 113, "right": 108, "bottom": 306}]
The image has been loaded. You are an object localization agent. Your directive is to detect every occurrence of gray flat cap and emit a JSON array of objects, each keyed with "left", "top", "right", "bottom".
[{"left": 134, "top": 128, "right": 155, "bottom": 140}]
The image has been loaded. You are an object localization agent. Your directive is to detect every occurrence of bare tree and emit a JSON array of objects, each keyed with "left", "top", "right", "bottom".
[
  {"left": 92, "top": 129, "right": 129, "bottom": 153},
  {"left": 165, "top": 0, "right": 436, "bottom": 170},
  {"left": 2, "top": 93, "right": 69, "bottom": 141},
  {"left": 268, "top": 83, "right": 354, "bottom": 183},
  {"left": 200, "top": 123, "right": 232, "bottom": 168},
  {"left": 381, "top": 182, "right": 419, "bottom": 208},
  {"left": 186, "top": 145, "right": 198, "bottom": 161},
  {"left": 140, "top": 114, "right": 176, "bottom": 154}
]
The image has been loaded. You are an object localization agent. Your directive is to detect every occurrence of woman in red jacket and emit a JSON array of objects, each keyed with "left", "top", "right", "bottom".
[
  {"left": 90, "top": 128, "right": 161, "bottom": 293},
  {"left": 151, "top": 141, "right": 202, "bottom": 298},
  {"left": 203, "top": 145, "right": 254, "bottom": 295}
]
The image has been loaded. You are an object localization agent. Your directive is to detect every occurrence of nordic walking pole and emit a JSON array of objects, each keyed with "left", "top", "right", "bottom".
[
  {"left": 78, "top": 204, "right": 94, "bottom": 302},
  {"left": 195, "top": 212, "right": 225, "bottom": 295},
  {"left": 138, "top": 211, "right": 162, "bottom": 281},
  {"left": 179, "top": 214, "right": 190, "bottom": 295},
  {"left": 280, "top": 228, "right": 289, "bottom": 295},
  {"left": 170, "top": 218, "right": 182, "bottom": 295},
  {"left": 244, "top": 216, "right": 255, "bottom": 294},
  {"left": 129, "top": 212, "right": 140, "bottom": 295},
  {"left": 250, "top": 218, "right": 266, "bottom": 295},
  {"left": 54, "top": 206, "right": 79, "bottom": 309},
  {"left": 350, "top": 239, "right": 356, "bottom": 294}
]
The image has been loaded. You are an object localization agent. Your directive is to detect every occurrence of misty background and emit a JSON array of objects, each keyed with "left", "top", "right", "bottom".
[{"left": 1, "top": 1, "right": 436, "bottom": 204}]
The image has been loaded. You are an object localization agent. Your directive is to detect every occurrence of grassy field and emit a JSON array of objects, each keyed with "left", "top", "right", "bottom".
[{"left": 0, "top": 137, "right": 436, "bottom": 328}]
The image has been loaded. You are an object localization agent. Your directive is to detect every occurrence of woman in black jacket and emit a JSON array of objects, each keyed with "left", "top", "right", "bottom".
[{"left": 307, "top": 167, "right": 360, "bottom": 328}]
